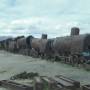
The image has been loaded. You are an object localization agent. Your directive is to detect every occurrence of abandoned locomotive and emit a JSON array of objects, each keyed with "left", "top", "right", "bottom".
[{"left": 0, "top": 27, "right": 90, "bottom": 65}]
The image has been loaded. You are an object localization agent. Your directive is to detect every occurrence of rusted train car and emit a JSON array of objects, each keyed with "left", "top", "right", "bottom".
[
  {"left": 0, "top": 27, "right": 90, "bottom": 66},
  {"left": 51, "top": 27, "right": 90, "bottom": 64}
]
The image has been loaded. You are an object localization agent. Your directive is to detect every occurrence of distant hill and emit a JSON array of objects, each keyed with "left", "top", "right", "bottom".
[{"left": 0, "top": 36, "right": 12, "bottom": 41}]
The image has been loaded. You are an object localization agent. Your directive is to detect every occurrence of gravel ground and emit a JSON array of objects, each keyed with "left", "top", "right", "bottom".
[{"left": 0, "top": 50, "right": 90, "bottom": 90}]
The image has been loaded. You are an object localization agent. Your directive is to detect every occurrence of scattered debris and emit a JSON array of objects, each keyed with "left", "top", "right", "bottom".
[{"left": 0, "top": 75, "right": 81, "bottom": 90}]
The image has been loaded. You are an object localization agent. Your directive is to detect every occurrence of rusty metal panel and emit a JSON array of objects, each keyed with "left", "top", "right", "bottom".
[
  {"left": 56, "top": 75, "right": 80, "bottom": 88},
  {"left": 82, "top": 85, "right": 90, "bottom": 90},
  {"left": 0, "top": 80, "right": 33, "bottom": 90},
  {"left": 53, "top": 76, "right": 80, "bottom": 90},
  {"left": 34, "top": 77, "right": 44, "bottom": 90},
  {"left": 42, "top": 76, "right": 57, "bottom": 90}
]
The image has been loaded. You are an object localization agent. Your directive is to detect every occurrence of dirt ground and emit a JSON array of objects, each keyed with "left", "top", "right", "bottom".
[{"left": 0, "top": 50, "right": 90, "bottom": 87}]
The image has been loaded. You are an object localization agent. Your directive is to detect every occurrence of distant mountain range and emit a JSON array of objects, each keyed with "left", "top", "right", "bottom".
[{"left": 0, "top": 36, "right": 12, "bottom": 41}]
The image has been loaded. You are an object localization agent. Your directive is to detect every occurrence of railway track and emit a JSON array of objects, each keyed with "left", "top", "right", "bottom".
[{"left": 0, "top": 75, "right": 89, "bottom": 90}]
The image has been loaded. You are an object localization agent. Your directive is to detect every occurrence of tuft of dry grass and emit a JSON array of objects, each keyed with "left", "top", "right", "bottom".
[{"left": 10, "top": 71, "right": 39, "bottom": 80}]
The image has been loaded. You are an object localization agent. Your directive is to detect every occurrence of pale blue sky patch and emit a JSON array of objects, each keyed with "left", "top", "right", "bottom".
[{"left": 0, "top": 0, "right": 90, "bottom": 37}]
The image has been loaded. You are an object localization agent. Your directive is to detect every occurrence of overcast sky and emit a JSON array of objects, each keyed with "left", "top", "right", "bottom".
[{"left": 0, "top": 0, "right": 90, "bottom": 38}]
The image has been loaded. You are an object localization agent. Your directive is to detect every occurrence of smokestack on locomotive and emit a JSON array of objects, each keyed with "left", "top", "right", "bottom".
[
  {"left": 71, "top": 27, "right": 80, "bottom": 36},
  {"left": 41, "top": 34, "right": 47, "bottom": 39}
]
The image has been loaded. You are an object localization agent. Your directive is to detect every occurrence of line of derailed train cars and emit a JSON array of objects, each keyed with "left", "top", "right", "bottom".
[{"left": 0, "top": 27, "right": 90, "bottom": 66}]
